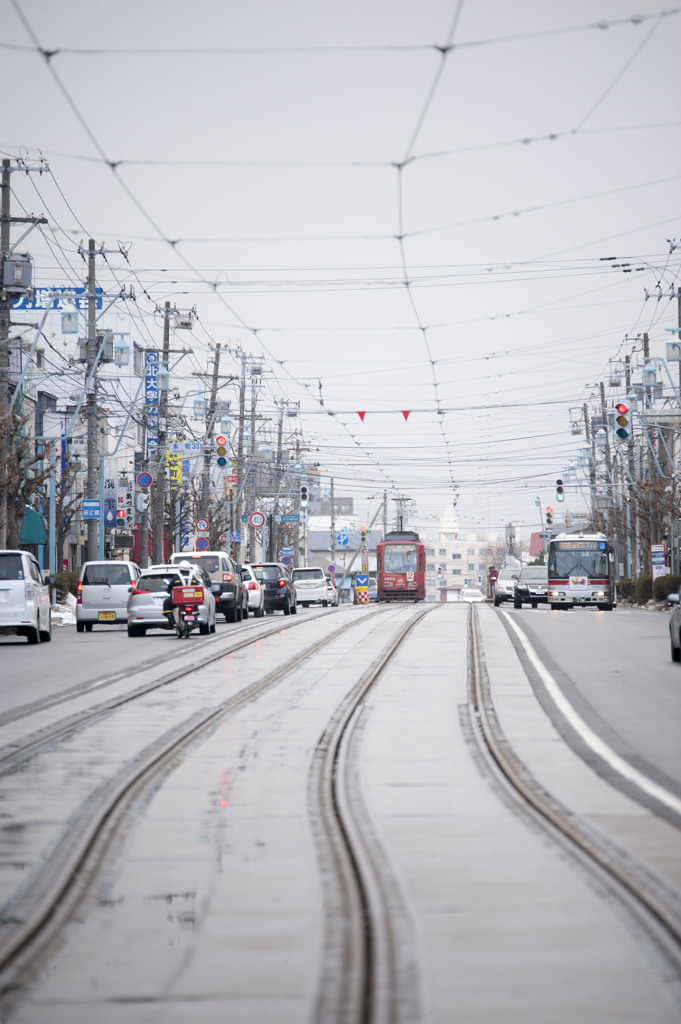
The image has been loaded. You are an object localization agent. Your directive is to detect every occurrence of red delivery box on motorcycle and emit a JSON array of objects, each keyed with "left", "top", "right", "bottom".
[{"left": 171, "top": 585, "right": 205, "bottom": 607}]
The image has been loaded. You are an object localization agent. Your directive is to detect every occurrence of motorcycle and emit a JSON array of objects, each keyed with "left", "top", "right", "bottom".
[{"left": 170, "top": 583, "right": 204, "bottom": 639}]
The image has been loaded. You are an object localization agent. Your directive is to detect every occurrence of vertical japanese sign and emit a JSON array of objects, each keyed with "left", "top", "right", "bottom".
[
  {"left": 166, "top": 448, "right": 181, "bottom": 491},
  {"left": 103, "top": 475, "right": 117, "bottom": 529},
  {"left": 145, "top": 351, "right": 159, "bottom": 456}
]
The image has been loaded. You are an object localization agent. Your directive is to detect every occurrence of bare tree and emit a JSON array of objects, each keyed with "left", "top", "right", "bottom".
[{"left": 0, "top": 398, "right": 50, "bottom": 548}]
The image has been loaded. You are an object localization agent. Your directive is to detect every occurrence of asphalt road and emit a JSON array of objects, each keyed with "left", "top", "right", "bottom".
[{"left": 500, "top": 602, "right": 681, "bottom": 799}]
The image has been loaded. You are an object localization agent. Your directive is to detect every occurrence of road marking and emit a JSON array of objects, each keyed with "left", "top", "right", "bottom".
[{"left": 503, "top": 613, "right": 681, "bottom": 817}]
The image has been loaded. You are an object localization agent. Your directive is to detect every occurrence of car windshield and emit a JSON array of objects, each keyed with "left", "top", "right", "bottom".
[
  {"left": 384, "top": 544, "right": 418, "bottom": 574},
  {"left": 252, "top": 565, "right": 284, "bottom": 581},
  {"left": 173, "top": 555, "right": 223, "bottom": 575},
  {"left": 83, "top": 563, "right": 131, "bottom": 585},
  {"left": 0, "top": 553, "right": 24, "bottom": 580},
  {"left": 292, "top": 569, "right": 324, "bottom": 581},
  {"left": 520, "top": 568, "right": 547, "bottom": 580},
  {"left": 137, "top": 573, "right": 181, "bottom": 592},
  {"left": 498, "top": 570, "right": 517, "bottom": 580},
  {"left": 548, "top": 543, "right": 609, "bottom": 579}
]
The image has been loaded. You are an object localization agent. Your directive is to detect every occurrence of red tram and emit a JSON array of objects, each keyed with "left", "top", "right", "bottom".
[{"left": 376, "top": 530, "right": 426, "bottom": 602}]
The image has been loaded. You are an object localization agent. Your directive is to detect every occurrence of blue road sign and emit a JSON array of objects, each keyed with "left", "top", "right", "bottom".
[
  {"left": 327, "top": 563, "right": 336, "bottom": 573},
  {"left": 196, "top": 537, "right": 209, "bottom": 550},
  {"left": 282, "top": 546, "right": 292, "bottom": 556},
  {"left": 82, "top": 499, "right": 101, "bottom": 520},
  {"left": 231, "top": 530, "right": 241, "bottom": 543},
  {"left": 282, "top": 555, "right": 291, "bottom": 565},
  {"left": 337, "top": 532, "right": 349, "bottom": 547},
  {"left": 355, "top": 574, "right": 369, "bottom": 587}
]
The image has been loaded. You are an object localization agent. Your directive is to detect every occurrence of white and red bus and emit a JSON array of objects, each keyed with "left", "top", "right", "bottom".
[{"left": 547, "top": 532, "right": 615, "bottom": 611}]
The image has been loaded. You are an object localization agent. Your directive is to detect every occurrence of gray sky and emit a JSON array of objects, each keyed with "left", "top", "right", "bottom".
[{"left": 2, "top": 0, "right": 680, "bottom": 538}]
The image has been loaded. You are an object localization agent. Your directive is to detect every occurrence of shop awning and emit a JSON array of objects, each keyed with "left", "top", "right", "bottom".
[{"left": 20, "top": 506, "right": 48, "bottom": 545}]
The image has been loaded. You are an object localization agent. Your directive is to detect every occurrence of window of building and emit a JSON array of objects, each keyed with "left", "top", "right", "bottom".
[
  {"left": 427, "top": 562, "right": 435, "bottom": 571},
  {"left": 426, "top": 547, "right": 435, "bottom": 556},
  {"left": 452, "top": 568, "right": 461, "bottom": 575},
  {"left": 467, "top": 547, "right": 475, "bottom": 556},
  {"left": 439, "top": 548, "right": 447, "bottom": 556},
  {"left": 452, "top": 552, "right": 461, "bottom": 560},
  {"left": 467, "top": 563, "right": 475, "bottom": 571}
]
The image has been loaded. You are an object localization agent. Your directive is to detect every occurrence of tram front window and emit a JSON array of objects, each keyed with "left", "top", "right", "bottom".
[
  {"left": 548, "top": 546, "right": 609, "bottom": 578},
  {"left": 385, "top": 545, "right": 418, "bottom": 574}
]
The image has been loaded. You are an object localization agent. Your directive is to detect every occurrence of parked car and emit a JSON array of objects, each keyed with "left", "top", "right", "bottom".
[
  {"left": 170, "top": 551, "right": 247, "bottom": 623},
  {"left": 250, "top": 563, "right": 297, "bottom": 615},
  {"left": 513, "top": 566, "right": 549, "bottom": 609},
  {"left": 667, "top": 586, "right": 681, "bottom": 661},
  {"left": 367, "top": 580, "right": 377, "bottom": 602},
  {"left": 461, "top": 587, "right": 485, "bottom": 603},
  {"left": 76, "top": 560, "right": 140, "bottom": 632},
  {"left": 291, "top": 566, "right": 328, "bottom": 607},
  {"left": 240, "top": 564, "right": 265, "bottom": 617},
  {"left": 0, "top": 549, "right": 53, "bottom": 644},
  {"left": 492, "top": 568, "right": 519, "bottom": 607},
  {"left": 127, "top": 564, "right": 216, "bottom": 637}
]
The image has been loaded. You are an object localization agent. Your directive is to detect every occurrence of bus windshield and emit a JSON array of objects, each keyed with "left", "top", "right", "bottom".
[
  {"left": 384, "top": 544, "right": 418, "bottom": 574},
  {"left": 548, "top": 542, "right": 609, "bottom": 579}
]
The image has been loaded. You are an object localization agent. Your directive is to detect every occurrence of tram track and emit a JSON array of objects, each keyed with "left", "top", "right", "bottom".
[
  {"left": 0, "top": 605, "right": 398, "bottom": 1006},
  {"left": 466, "top": 603, "right": 681, "bottom": 980},
  {"left": 309, "top": 603, "right": 433, "bottom": 1024},
  {"left": 0, "top": 606, "right": 353, "bottom": 776}
]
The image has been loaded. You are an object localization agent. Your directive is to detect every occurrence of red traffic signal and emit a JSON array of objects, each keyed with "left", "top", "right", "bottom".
[
  {"left": 615, "top": 402, "right": 630, "bottom": 440},
  {"left": 216, "top": 435, "right": 227, "bottom": 447},
  {"left": 116, "top": 509, "right": 126, "bottom": 520}
]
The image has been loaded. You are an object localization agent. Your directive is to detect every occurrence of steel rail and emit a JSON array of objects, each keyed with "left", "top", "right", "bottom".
[
  {"left": 309, "top": 604, "right": 433, "bottom": 1024},
  {"left": 467, "top": 604, "right": 681, "bottom": 975},
  {"left": 0, "top": 606, "right": 365, "bottom": 777},
  {"left": 0, "top": 606, "right": 395, "bottom": 1001}
]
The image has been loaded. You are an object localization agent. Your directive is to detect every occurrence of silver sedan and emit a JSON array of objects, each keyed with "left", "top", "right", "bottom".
[{"left": 127, "top": 566, "right": 216, "bottom": 637}]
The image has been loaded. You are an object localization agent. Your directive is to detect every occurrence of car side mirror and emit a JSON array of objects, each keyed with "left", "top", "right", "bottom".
[
  {"left": 128, "top": 586, "right": 132, "bottom": 593},
  {"left": 45, "top": 575, "right": 56, "bottom": 585},
  {"left": 234, "top": 564, "right": 242, "bottom": 574},
  {"left": 668, "top": 593, "right": 680, "bottom": 605}
]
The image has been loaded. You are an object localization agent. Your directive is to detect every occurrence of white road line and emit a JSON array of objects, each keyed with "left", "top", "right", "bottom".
[{"left": 502, "top": 613, "right": 681, "bottom": 817}]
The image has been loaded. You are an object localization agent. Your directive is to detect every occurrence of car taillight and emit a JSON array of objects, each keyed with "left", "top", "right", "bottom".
[
  {"left": 133, "top": 587, "right": 150, "bottom": 594},
  {"left": 223, "top": 573, "right": 233, "bottom": 581},
  {"left": 76, "top": 581, "right": 83, "bottom": 604},
  {"left": 25, "top": 582, "right": 34, "bottom": 600},
  {"left": 278, "top": 578, "right": 286, "bottom": 588},
  {"left": 247, "top": 581, "right": 258, "bottom": 590}
]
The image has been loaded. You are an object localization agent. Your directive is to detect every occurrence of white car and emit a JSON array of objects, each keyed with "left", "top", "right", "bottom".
[
  {"left": 461, "top": 587, "right": 485, "bottom": 603},
  {"left": 0, "top": 549, "right": 53, "bottom": 644},
  {"left": 325, "top": 576, "right": 340, "bottom": 606},
  {"left": 240, "top": 565, "right": 265, "bottom": 617},
  {"left": 291, "top": 566, "right": 329, "bottom": 607}
]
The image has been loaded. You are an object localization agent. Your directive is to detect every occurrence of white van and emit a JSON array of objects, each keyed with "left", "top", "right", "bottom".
[
  {"left": 291, "top": 566, "right": 329, "bottom": 607},
  {"left": 0, "top": 549, "right": 53, "bottom": 644},
  {"left": 76, "top": 560, "right": 140, "bottom": 632}
]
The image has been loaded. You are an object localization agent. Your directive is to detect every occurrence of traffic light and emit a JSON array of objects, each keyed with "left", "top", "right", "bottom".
[
  {"left": 556, "top": 478, "right": 564, "bottom": 502},
  {"left": 360, "top": 526, "right": 367, "bottom": 544},
  {"left": 545, "top": 506, "right": 553, "bottom": 527},
  {"left": 116, "top": 508, "right": 127, "bottom": 526},
  {"left": 215, "top": 435, "right": 228, "bottom": 468},
  {"left": 300, "top": 484, "right": 308, "bottom": 507},
  {"left": 437, "top": 566, "right": 444, "bottom": 580},
  {"left": 615, "top": 402, "right": 630, "bottom": 440}
]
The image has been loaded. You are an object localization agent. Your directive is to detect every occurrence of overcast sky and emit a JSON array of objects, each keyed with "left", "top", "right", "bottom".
[{"left": 2, "top": 0, "right": 680, "bottom": 538}]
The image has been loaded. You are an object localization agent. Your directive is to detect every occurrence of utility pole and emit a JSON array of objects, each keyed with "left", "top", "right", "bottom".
[
  {"left": 234, "top": 351, "right": 247, "bottom": 563},
  {"left": 200, "top": 342, "right": 221, "bottom": 518},
  {"left": 85, "top": 240, "right": 100, "bottom": 561},
  {"left": 247, "top": 369, "right": 258, "bottom": 559},
  {"left": 152, "top": 301, "right": 170, "bottom": 564},
  {"left": 330, "top": 476, "right": 336, "bottom": 566},
  {"left": 382, "top": 489, "right": 388, "bottom": 539},
  {"left": 0, "top": 158, "right": 48, "bottom": 548}
]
